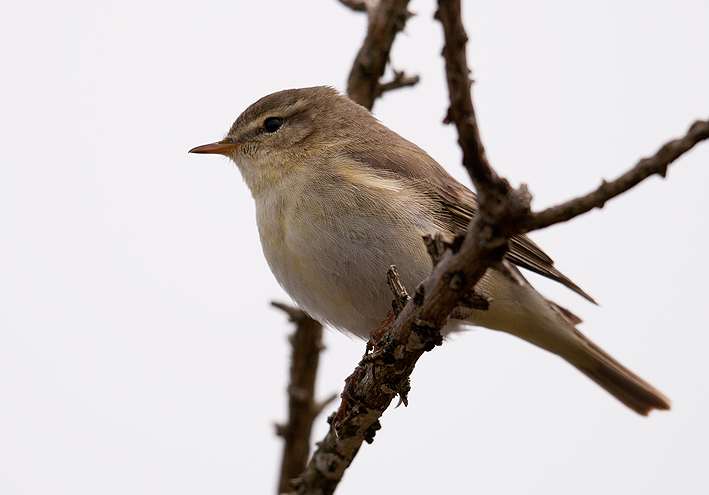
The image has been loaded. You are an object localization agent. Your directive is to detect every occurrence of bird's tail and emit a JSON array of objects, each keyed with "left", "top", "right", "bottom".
[
  {"left": 523, "top": 299, "right": 671, "bottom": 415},
  {"left": 464, "top": 269, "right": 670, "bottom": 415},
  {"left": 567, "top": 328, "right": 671, "bottom": 415}
]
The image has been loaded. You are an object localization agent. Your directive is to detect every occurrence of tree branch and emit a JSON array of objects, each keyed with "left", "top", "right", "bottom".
[
  {"left": 524, "top": 119, "right": 709, "bottom": 232},
  {"left": 272, "top": 302, "right": 326, "bottom": 495},
  {"left": 374, "top": 70, "right": 420, "bottom": 99},
  {"left": 436, "top": 0, "right": 532, "bottom": 239},
  {"left": 346, "top": 0, "right": 416, "bottom": 110},
  {"left": 291, "top": 1, "right": 708, "bottom": 494},
  {"left": 436, "top": 0, "right": 709, "bottom": 240},
  {"left": 287, "top": 1, "right": 708, "bottom": 494}
]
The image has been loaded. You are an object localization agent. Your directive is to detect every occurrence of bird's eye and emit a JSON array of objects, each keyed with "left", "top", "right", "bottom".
[{"left": 263, "top": 117, "right": 283, "bottom": 133}]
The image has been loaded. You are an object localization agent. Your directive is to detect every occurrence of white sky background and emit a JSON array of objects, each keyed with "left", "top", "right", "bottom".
[{"left": 1, "top": 0, "right": 708, "bottom": 493}]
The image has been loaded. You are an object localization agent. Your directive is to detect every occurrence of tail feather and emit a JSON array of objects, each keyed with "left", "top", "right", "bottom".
[
  {"left": 570, "top": 330, "right": 671, "bottom": 416},
  {"left": 468, "top": 268, "right": 670, "bottom": 415}
]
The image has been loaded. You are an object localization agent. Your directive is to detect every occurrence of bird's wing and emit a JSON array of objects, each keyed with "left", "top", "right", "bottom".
[{"left": 348, "top": 143, "right": 597, "bottom": 304}]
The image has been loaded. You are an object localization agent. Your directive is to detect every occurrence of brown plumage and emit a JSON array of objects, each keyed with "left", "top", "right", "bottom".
[{"left": 190, "top": 86, "right": 670, "bottom": 415}]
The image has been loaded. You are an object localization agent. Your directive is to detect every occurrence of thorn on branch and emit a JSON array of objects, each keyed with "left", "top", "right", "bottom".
[
  {"left": 395, "top": 376, "right": 411, "bottom": 407},
  {"left": 383, "top": 375, "right": 410, "bottom": 408}
]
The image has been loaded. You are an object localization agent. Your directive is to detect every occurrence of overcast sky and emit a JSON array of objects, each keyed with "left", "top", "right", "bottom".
[{"left": 2, "top": 1, "right": 708, "bottom": 494}]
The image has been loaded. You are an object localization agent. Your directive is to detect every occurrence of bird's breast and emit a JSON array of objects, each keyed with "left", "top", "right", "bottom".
[{"left": 252, "top": 170, "right": 441, "bottom": 337}]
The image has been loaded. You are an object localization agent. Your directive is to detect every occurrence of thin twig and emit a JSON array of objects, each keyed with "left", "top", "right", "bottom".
[
  {"left": 524, "top": 119, "right": 709, "bottom": 232},
  {"left": 375, "top": 71, "right": 420, "bottom": 98}
]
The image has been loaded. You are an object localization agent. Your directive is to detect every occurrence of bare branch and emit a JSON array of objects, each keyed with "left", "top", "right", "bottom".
[
  {"left": 436, "top": 0, "right": 709, "bottom": 239},
  {"left": 524, "top": 119, "right": 709, "bottom": 232},
  {"left": 436, "top": 0, "right": 532, "bottom": 248},
  {"left": 347, "top": 0, "right": 414, "bottom": 110},
  {"left": 290, "top": 2, "right": 708, "bottom": 494},
  {"left": 436, "top": 3, "right": 495, "bottom": 195},
  {"left": 271, "top": 302, "right": 326, "bottom": 495},
  {"left": 375, "top": 70, "right": 420, "bottom": 98}
]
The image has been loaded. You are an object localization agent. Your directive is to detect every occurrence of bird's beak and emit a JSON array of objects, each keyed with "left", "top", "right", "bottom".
[{"left": 188, "top": 138, "right": 241, "bottom": 155}]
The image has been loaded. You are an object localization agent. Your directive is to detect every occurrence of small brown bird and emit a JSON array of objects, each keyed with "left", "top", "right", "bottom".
[{"left": 190, "top": 86, "right": 670, "bottom": 415}]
